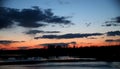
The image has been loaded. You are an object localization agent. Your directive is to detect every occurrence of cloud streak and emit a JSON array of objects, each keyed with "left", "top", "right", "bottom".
[
  {"left": 0, "top": 40, "right": 25, "bottom": 45},
  {"left": 34, "top": 33, "right": 103, "bottom": 39},
  {"left": 87, "top": 37, "right": 97, "bottom": 39},
  {"left": 17, "top": 46, "right": 29, "bottom": 50},
  {"left": 41, "top": 42, "right": 69, "bottom": 47},
  {"left": 105, "top": 39, "right": 120, "bottom": 42},
  {"left": 25, "top": 30, "right": 60, "bottom": 35},
  {"left": 103, "top": 16, "right": 120, "bottom": 26},
  {"left": 106, "top": 30, "right": 120, "bottom": 36}
]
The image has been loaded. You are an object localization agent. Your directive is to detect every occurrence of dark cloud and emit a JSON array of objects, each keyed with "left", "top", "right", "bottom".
[
  {"left": 25, "top": 30, "right": 43, "bottom": 35},
  {"left": 0, "top": 40, "right": 25, "bottom": 45},
  {"left": 105, "top": 39, "right": 120, "bottom": 42},
  {"left": 0, "top": 6, "right": 72, "bottom": 29},
  {"left": 105, "top": 16, "right": 120, "bottom": 23},
  {"left": 70, "top": 41, "right": 76, "bottom": 44},
  {"left": 0, "top": 7, "right": 14, "bottom": 29},
  {"left": 34, "top": 33, "right": 103, "bottom": 39},
  {"left": 40, "top": 42, "right": 69, "bottom": 47},
  {"left": 0, "top": 0, "right": 6, "bottom": 7},
  {"left": 17, "top": 7, "right": 47, "bottom": 28},
  {"left": 115, "top": 0, "right": 120, "bottom": 8},
  {"left": 114, "top": 16, "right": 120, "bottom": 23},
  {"left": 25, "top": 30, "right": 60, "bottom": 35},
  {"left": 17, "top": 46, "right": 28, "bottom": 50},
  {"left": 43, "top": 31, "right": 60, "bottom": 33},
  {"left": 102, "top": 23, "right": 119, "bottom": 27},
  {"left": 103, "top": 16, "right": 120, "bottom": 26},
  {"left": 87, "top": 37, "right": 97, "bottom": 39},
  {"left": 106, "top": 30, "right": 120, "bottom": 36}
]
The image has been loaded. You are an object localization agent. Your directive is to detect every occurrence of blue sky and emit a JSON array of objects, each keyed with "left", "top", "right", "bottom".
[
  {"left": 3, "top": 0, "right": 119, "bottom": 33},
  {"left": 0, "top": 0, "right": 120, "bottom": 49}
]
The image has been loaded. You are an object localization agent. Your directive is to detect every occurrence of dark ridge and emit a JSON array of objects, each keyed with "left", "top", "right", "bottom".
[{"left": 0, "top": 45, "right": 120, "bottom": 61}]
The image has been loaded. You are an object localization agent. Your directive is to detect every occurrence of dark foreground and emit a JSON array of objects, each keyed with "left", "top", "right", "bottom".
[{"left": 0, "top": 45, "right": 120, "bottom": 66}]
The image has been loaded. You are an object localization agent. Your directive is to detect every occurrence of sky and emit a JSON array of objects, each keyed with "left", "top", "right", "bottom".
[{"left": 0, "top": 0, "right": 120, "bottom": 50}]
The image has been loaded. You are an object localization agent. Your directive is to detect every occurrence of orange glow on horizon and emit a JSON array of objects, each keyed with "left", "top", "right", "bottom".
[{"left": 0, "top": 37, "right": 120, "bottom": 50}]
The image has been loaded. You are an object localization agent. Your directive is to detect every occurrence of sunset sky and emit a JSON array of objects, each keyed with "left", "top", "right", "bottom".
[{"left": 0, "top": 0, "right": 120, "bottom": 50}]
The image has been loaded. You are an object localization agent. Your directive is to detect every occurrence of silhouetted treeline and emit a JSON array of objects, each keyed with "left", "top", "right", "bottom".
[{"left": 0, "top": 45, "right": 120, "bottom": 61}]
